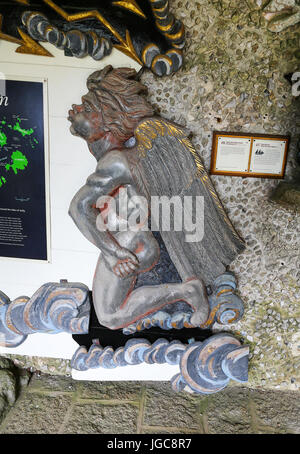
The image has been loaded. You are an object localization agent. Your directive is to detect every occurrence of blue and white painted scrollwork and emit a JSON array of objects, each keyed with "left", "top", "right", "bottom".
[
  {"left": 0, "top": 281, "right": 90, "bottom": 347},
  {"left": 71, "top": 333, "right": 249, "bottom": 395}
]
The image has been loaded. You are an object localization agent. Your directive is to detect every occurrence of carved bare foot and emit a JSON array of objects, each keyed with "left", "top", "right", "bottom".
[{"left": 182, "top": 278, "right": 209, "bottom": 326}]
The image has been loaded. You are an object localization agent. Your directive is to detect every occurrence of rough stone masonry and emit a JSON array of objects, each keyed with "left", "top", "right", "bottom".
[{"left": 0, "top": 373, "right": 299, "bottom": 434}]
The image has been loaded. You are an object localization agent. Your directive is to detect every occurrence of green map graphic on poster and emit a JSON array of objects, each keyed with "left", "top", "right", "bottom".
[
  {"left": 0, "top": 78, "right": 48, "bottom": 261},
  {"left": 0, "top": 116, "right": 39, "bottom": 188}
]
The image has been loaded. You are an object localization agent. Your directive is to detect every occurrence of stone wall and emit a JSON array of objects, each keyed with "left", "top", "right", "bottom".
[
  {"left": 0, "top": 372, "right": 299, "bottom": 434},
  {"left": 0, "top": 357, "right": 30, "bottom": 426}
]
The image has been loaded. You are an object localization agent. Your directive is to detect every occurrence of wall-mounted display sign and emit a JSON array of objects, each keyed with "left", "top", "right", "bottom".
[
  {"left": 210, "top": 131, "right": 290, "bottom": 179},
  {"left": 0, "top": 76, "right": 50, "bottom": 261}
]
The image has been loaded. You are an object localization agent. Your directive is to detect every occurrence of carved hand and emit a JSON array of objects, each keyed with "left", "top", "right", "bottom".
[{"left": 102, "top": 247, "right": 139, "bottom": 278}]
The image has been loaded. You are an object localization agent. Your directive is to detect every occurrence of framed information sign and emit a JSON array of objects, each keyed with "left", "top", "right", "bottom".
[
  {"left": 210, "top": 131, "right": 290, "bottom": 179},
  {"left": 0, "top": 75, "right": 50, "bottom": 261}
]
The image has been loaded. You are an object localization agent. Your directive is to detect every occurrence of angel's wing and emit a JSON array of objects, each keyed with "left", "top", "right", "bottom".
[{"left": 132, "top": 117, "right": 245, "bottom": 285}]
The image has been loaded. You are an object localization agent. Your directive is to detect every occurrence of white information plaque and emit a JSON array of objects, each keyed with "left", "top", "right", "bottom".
[
  {"left": 215, "top": 136, "right": 251, "bottom": 172},
  {"left": 250, "top": 139, "right": 286, "bottom": 174},
  {"left": 211, "top": 132, "right": 289, "bottom": 179}
]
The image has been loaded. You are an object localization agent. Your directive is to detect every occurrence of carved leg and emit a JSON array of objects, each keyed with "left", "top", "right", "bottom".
[
  {"left": 92, "top": 229, "right": 161, "bottom": 327},
  {"left": 93, "top": 229, "right": 209, "bottom": 330},
  {"left": 106, "top": 277, "right": 209, "bottom": 330},
  {"left": 123, "top": 272, "right": 244, "bottom": 334}
]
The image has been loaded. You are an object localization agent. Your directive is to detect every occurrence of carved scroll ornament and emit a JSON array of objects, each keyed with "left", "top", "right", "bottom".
[
  {"left": 0, "top": 281, "right": 90, "bottom": 348},
  {"left": 72, "top": 333, "right": 249, "bottom": 395},
  {"left": 0, "top": 0, "right": 185, "bottom": 76}
]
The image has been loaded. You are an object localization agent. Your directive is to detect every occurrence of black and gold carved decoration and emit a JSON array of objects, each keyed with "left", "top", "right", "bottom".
[{"left": 0, "top": 0, "right": 185, "bottom": 76}]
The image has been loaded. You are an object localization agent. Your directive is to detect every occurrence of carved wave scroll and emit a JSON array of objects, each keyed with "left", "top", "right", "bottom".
[
  {"left": 0, "top": 0, "right": 185, "bottom": 76},
  {"left": 141, "top": 0, "right": 184, "bottom": 76},
  {"left": 71, "top": 333, "right": 249, "bottom": 395},
  {"left": 22, "top": 11, "right": 113, "bottom": 61},
  {"left": 0, "top": 281, "right": 90, "bottom": 348}
]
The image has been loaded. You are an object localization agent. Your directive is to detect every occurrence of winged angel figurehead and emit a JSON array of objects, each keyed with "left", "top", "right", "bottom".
[{"left": 68, "top": 65, "right": 245, "bottom": 332}]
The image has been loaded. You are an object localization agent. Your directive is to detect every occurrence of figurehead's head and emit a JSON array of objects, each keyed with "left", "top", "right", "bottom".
[{"left": 68, "top": 65, "right": 154, "bottom": 146}]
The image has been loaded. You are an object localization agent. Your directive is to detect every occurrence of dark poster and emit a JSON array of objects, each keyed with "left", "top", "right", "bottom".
[{"left": 0, "top": 77, "right": 49, "bottom": 261}]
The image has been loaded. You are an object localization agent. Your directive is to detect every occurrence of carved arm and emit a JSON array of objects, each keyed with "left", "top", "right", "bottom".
[{"left": 68, "top": 153, "right": 133, "bottom": 258}]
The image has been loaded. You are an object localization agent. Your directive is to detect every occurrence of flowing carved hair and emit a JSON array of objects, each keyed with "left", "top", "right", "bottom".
[{"left": 86, "top": 65, "right": 154, "bottom": 142}]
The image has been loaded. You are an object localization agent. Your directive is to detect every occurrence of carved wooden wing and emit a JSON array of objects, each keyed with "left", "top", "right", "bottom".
[{"left": 133, "top": 117, "right": 245, "bottom": 285}]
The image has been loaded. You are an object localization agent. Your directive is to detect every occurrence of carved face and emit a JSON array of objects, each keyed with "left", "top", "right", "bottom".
[{"left": 68, "top": 92, "right": 106, "bottom": 142}]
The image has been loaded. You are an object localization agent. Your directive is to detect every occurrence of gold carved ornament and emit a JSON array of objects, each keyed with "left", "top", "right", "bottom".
[
  {"left": 0, "top": 0, "right": 144, "bottom": 62},
  {"left": 42, "top": 0, "right": 143, "bottom": 64}
]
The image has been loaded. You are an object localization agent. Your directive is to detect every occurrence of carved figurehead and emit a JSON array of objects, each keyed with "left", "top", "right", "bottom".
[{"left": 68, "top": 65, "right": 245, "bottom": 332}]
